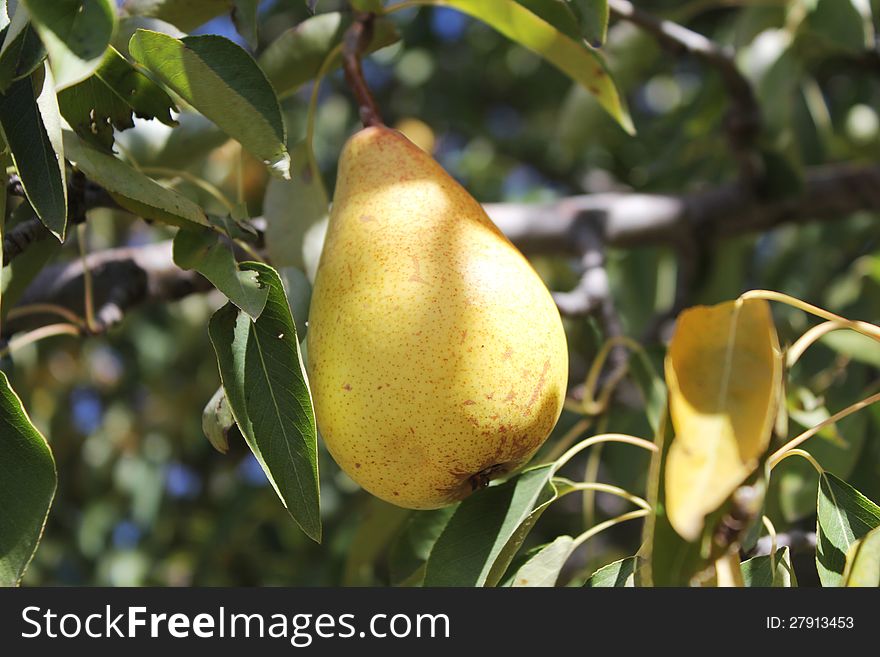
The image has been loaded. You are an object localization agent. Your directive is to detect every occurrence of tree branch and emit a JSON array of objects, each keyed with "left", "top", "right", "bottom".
[
  {"left": 4, "top": 241, "right": 212, "bottom": 337},
  {"left": 5, "top": 163, "right": 879, "bottom": 341},
  {"left": 608, "top": 0, "right": 762, "bottom": 184},
  {"left": 487, "top": 163, "right": 880, "bottom": 254}
]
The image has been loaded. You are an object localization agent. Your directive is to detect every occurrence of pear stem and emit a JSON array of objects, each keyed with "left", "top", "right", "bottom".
[{"left": 342, "top": 12, "right": 385, "bottom": 128}]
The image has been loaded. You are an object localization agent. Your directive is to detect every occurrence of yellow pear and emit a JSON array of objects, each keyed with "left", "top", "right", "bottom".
[{"left": 306, "top": 126, "right": 568, "bottom": 509}]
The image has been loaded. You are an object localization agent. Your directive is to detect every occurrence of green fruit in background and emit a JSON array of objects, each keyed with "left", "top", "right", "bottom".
[{"left": 307, "top": 126, "right": 568, "bottom": 509}]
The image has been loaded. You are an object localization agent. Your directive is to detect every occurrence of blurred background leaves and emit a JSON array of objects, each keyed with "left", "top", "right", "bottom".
[{"left": 12, "top": 0, "right": 880, "bottom": 585}]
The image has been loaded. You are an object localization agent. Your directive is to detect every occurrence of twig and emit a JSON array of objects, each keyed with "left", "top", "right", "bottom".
[
  {"left": 609, "top": 0, "right": 762, "bottom": 184},
  {"left": 341, "top": 12, "right": 385, "bottom": 128}
]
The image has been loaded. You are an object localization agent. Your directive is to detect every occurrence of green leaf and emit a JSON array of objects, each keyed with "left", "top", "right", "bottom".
[
  {"left": 584, "top": 556, "right": 639, "bottom": 587},
  {"left": 414, "top": 0, "right": 632, "bottom": 133},
  {"left": 628, "top": 344, "right": 666, "bottom": 433},
  {"left": 820, "top": 330, "right": 880, "bottom": 369},
  {"left": 0, "top": 370, "right": 56, "bottom": 586},
  {"left": 257, "top": 12, "right": 400, "bottom": 98},
  {"left": 173, "top": 226, "right": 268, "bottom": 319},
  {"left": 843, "top": 525, "right": 880, "bottom": 587},
  {"left": 58, "top": 46, "right": 178, "bottom": 151},
  {"left": 121, "top": 0, "right": 231, "bottom": 32},
  {"left": 0, "top": 7, "right": 47, "bottom": 91},
  {"left": 263, "top": 141, "right": 328, "bottom": 280},
  {"left": 803, "top": 0, "right": 867, "bottom": 54},
  {"left": 740, "top": 547, "right": 797, "bottom": 587},
  {"left": 816, "top": 472, "right": 880, "bottom": 586},
  {"left": 0, "top": 72, "right": 67, "bottom": 239},
  {"left": 22, "top": 0, "right": 116, "bottom": 89},
  {"left": 343, "top": 498, "right": 411, "bottom": 586},
  {"left": 201, "top": 386, "right": 234, "bottom": 454},
  {"left": 510, "top": 535, "right": 574, "bottom": 586},
  {"left": 278, "top": 266, "right": 311, "bottom": 339},
  {"left": 351, "top": 0, "right": 384, "bottom": 12},
  {"left": 640, "top": 409, "right": 705, "bottom": 586},
  {"left": 129, "top": 30, "right": 291, "bottom": 178},
  {"left": 388, "top": 505, "right": 456, "bottom": 586},
  {"left": 515, "top": 1, "right": 581, "bottom": 39},
  {"left": 569, "top": 0, "right": 609, "bottom": 46},
  {"left": 63, "top": 129, "right": 210, "bottom": 228},
  {"left": 208, "top": 263, "right": 321, "bottom": 541},
  {"left": 423, "top": 464, "right": 560, "bottom": 586},
  {"left": 113, "top": 16, "right": 185, "bottom": 57},
  {"left": 231, "top": 0, "right": 259, "bottom": 49}
]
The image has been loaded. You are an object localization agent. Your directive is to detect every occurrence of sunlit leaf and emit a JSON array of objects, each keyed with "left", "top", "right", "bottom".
[
  {"left": 63, "top": 129, "right": 210, "bottom": 228},
  {"left": 584, "top": 556, "right": 638, "bottom": 587},
  {"left": 23, "top": 0, "right": 116, "bottom": 89},
  {"left": 816, "top": 472, "right": 880, "bottom": 586},
  {"left": 129, "top": 29, "right": 290, "bottom": 178},
  {"left": 740, "top": 546, "right": 797, "bottom": 587},
  {"left": 412, "top": 0, "right": 632, "bottom": 133},
  {"left": 0, "top": 370, "right": 56, "bottom": 586},
  {"left": 665, "top": 299, "right": 783, "bottom": 541},
  {"left": 423, "top": 465, "right": 566, "bottom": 586},
  {"left": 510, "top": 535, "right": 573, "bottom": 586},
  {"left": 209, "top": 263, "right": 321, "bottom": 541},
  {"left": 843, "top": 525, "right": 880, "bottom": 587}
]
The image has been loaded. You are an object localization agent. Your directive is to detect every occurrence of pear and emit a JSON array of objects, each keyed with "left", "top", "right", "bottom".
[{"left": 307, "top": 126, "right": 568, "bottom": 509}]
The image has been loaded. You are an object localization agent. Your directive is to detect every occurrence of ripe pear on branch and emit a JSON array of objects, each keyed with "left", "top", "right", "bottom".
[{"left": 307, "top": 125, "right": 568, "bottom": 509}]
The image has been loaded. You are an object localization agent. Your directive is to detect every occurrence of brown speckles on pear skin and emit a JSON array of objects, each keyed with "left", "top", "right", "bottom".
[{"left": 525, "top": 360, "right": 551, "bottom": 414}]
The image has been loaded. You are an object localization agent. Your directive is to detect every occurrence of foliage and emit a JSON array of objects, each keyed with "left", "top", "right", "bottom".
[{"left": 0, "top": 0, "right": 877, "bottom": 587}]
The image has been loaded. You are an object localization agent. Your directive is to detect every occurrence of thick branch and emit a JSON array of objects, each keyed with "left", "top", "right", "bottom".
[
  {"left": 6, "top": 164, "right": 879, "bottom": 338},
  {"left": 4, "top": 241, "right": 212, "bottom": 336},
  {"left": 487, "top": 163, "right": 880, "bottom": 255}
]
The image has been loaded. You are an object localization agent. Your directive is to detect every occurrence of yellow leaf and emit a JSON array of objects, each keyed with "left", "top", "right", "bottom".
[{"left": 665, "top": 299, "right": 783, "bottom": 541}]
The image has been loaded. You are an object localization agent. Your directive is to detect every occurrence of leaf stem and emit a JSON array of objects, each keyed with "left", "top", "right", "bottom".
[
  {"left": 552, "top": 433, "right": 658, "bottom": 475},
  {"left": 766, "top": 391, "right": 880, "bottom": 467},
  {"left": 0, "top": 323, "right": 82, "bottom": 358},
  {"left": 140, "top": 166, "right": 236, "bottom": 214},
  {"left": 767, "top": 448, "right": 824, "bottom": 475},
  {"left": 554, "top": 478, "right": 651, "bottom": 511},
  {"left": 6, "top": 304, "right": 87, "bottom": 329},
  {"left": 762, "top": 515, "right": 778, "bottom": 585},
  {"left": 740, "top": 289, "right": 880, "bottom": 342},
  {"left": 77, "top": 224, "right": 97, "bottom": 334},
  {"left": 570, "top": 509, "right": 649, "bottom": 550},
  {"left": 786, "top": 320, "right": 850, "bottom": 367}
]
